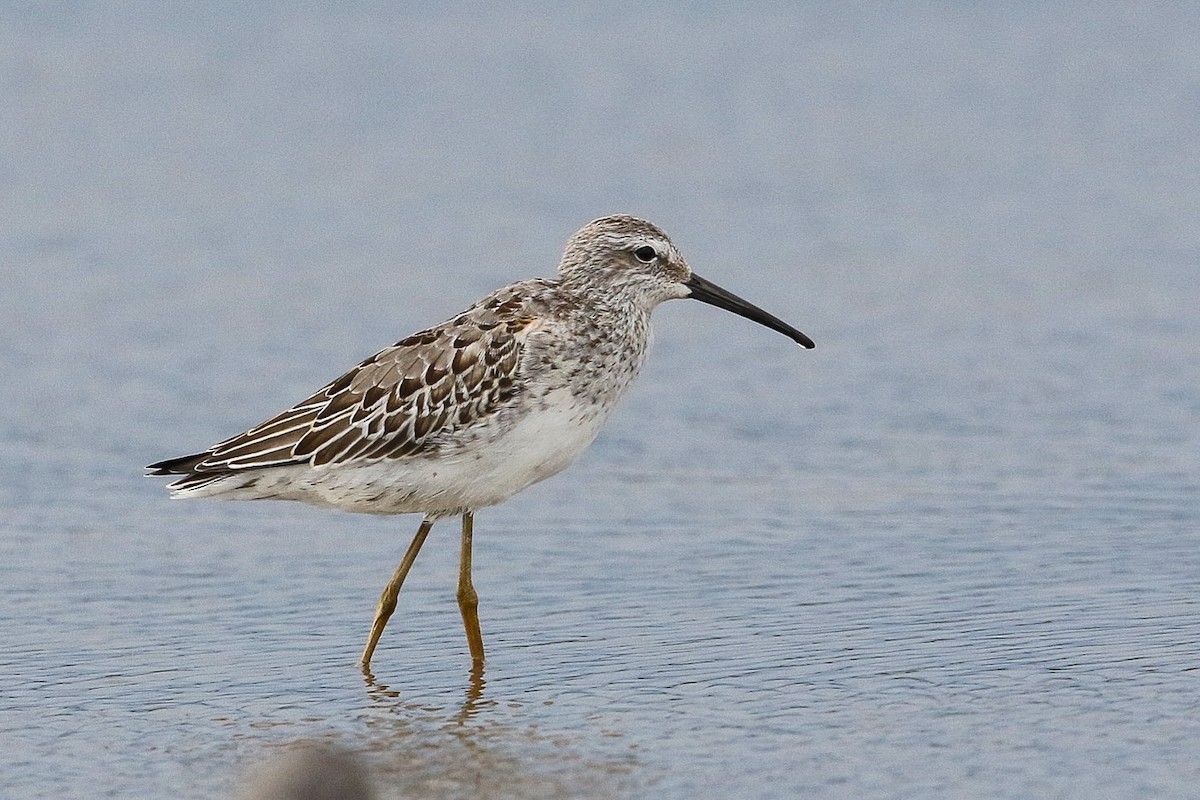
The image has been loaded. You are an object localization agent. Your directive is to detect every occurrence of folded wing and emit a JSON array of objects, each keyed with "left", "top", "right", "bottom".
[{"left": 148, "top": 300, "right": 542, "bottom": 490}]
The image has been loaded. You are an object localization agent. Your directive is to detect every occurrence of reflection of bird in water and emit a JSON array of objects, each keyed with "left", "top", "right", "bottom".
[
  {"left": 148, "top": 215, "right": 814, "bottom": 670},
  {"left": 363, "top": 663, "right": 486, "bottom": 727},
  {"left": 235, "top": 742, "right": 372, "bottom": 800}
]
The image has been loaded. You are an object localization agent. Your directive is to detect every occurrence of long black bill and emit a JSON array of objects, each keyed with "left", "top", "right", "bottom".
[{"left": 685, "top": 273, "right": 815, "bottom": 349}]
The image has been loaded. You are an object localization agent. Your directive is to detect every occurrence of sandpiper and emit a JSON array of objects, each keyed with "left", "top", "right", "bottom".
[{"left": 147, "top": 215, "right": 814, "bottom": 670}]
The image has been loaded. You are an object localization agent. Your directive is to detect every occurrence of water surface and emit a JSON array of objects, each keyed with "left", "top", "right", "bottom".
[{"left": 2, "top": 4, "right": 1198, "bottom": 798}]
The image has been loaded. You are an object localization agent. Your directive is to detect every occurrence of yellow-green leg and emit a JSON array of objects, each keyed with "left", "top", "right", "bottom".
[
  {"left": 456, "top": 512, "right": 486, "bottom": 664},
  {"left": 359, "top": 517, "right": 433, "bottom": 670}
]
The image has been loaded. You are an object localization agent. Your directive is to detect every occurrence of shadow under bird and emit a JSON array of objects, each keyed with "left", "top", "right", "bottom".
[{"left": 147, "top": 215, "right": 814, "bottom": 671}]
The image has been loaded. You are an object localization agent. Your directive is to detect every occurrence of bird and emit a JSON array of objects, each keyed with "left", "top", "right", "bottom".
[{"left": 147, "top": 215, "right": 814, "bottom": 671}]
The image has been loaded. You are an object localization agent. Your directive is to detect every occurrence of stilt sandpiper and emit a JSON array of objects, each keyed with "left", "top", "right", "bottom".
[{"left": 147, "top": 215, "right": 814, "bottom": 670}]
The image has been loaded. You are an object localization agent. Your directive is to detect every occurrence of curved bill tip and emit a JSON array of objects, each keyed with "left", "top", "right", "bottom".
[{"left": 685, "top": 273, "right": 815, "bottom": 349}]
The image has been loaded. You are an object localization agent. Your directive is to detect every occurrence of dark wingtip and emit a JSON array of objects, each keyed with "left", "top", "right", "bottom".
[{"left": 146, "top": 453, "right": 207, "bottom": 476}]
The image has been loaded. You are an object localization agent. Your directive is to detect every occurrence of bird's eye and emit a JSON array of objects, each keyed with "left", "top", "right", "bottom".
[{"left": 633, "top": 245, "right": 658, "bottom": 263}]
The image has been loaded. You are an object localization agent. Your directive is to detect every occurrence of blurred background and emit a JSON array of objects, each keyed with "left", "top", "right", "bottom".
[{"left": 2, "top": 4, "right": 1198, "bottom": 799}]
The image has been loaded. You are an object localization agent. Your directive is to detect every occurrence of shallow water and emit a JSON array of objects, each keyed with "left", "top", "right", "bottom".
[{"left": 3, "top": 4, "right": 1199, "bottom": 799}]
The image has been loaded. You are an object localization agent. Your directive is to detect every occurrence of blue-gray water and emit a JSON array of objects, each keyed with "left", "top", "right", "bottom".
[{"left": 3, "top": 4, "right": 1198, "bottom": 798}]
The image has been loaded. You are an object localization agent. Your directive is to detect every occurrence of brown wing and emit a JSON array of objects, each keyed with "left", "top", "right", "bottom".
[{"left": 162, "top": 293, "right": 543, "bottom": 479}]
